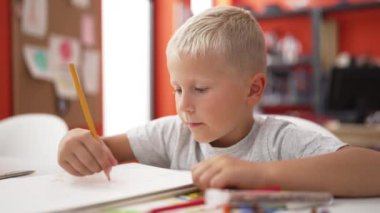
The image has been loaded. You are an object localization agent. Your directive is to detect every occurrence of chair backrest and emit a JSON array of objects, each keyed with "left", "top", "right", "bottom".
[
  {"left": 256, "top": 114, "right": 338, "bottom": 139},
  {"left": 0, "top": 113, "right": 68, "bottom": 174}
]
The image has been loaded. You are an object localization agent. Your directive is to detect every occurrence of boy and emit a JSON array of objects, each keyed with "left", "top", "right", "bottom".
[{"left": 58, "top": 6, "right": 380, "bottom": 197}]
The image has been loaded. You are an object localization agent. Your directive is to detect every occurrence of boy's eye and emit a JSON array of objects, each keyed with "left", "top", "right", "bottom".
[{"left": 194, "top": 87, "right": 209, "bottom": 93}]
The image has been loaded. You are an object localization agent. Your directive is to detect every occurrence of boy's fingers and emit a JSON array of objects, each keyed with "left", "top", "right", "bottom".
[
  {"left": 209, "top": 171, "right": 228, "bottom": 189},
  {"left": 67, "top": 153, "right": 95, "bottom": 176},
  {"left": 81, "top": 137, "right": 114, "bottom": 172},
  {"left": 197, "top": 165, "right": 222, "bottom": 190},
  {"left": 191, "top": 161, "right": 212, "bottom": 186},
  {"left": 74, "top": 142, "right": 102, "bottom": 173},
  {"left": 60, "top": 160, "right": 83, "bottom": 176},
  {"left": 106, "top": 146, "right": 119, "bottom": 166}
]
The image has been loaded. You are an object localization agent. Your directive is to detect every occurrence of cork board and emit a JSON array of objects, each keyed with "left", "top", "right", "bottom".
[{"left": 11, "top": 0, "right": 102, "bottom": 129}]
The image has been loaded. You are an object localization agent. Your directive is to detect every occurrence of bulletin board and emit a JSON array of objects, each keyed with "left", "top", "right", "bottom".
[{"left": 11, "top": 0, "right": 102, "bottom": 130}]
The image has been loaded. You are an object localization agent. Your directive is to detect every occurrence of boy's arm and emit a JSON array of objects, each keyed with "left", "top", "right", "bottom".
[
  {"left": 102, "top": 134, "right": 137, "bottom": 164},
  {"left": 266, "top": 146, "right": 380, "bottom": 197},
  {"left": 192, "top": 147, "right": 380, "bottom": 197}
]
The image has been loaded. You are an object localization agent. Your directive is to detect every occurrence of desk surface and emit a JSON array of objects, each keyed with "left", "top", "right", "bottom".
[
  {"left": 326, "top": 123, "right": 380, "bottom": 147},
  {"left": 330, "top": 197, "right": 380, "bottom": 213},
  {"left": 2, "top": 158, "right": 380, "bottom": 212}
]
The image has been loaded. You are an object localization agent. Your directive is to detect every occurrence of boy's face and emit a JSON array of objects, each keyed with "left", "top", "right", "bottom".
[{"left": 168, "top": 55, "right": 257, "bottom": 147}]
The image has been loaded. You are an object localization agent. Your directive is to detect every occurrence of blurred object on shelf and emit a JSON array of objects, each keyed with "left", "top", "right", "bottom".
[
  {"left": 264, "top": 31, "right": 280, "bottom": 55},
  {"left": 264, "top": 31, "right": 281, "bottom": 66},
  {"left": 334, "top": 52, "right": 351, "bottom": 69},
  {"left": 365, "top": 110, "right": 380, "bottom": 124},
  {"left": 355, "top": 54, "right": 379, "bottom": 69},
  {"left": 278, "top": 33, "right": 302, "bottom": 65},
  {"left": 263, "top": 4, "right": 283, "bottom": 15},
  {"left": 285, "top": 0, "right": 311, "bottom": 10},
  {"left": 334, "top": 53, "right": 380, "bottom": 70},
  {"left": 265, "top": 32, "right": 303, "bottom": 66}
]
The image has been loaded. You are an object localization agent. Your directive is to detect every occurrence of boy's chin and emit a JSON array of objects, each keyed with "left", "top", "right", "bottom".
[{"left": 192, "top": 134, "right": 215, "bottom": 144}]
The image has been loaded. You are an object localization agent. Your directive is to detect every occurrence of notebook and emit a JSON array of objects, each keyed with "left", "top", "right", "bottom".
[{"left": 0, "top": 163, "right": 194, "bottom": 212}]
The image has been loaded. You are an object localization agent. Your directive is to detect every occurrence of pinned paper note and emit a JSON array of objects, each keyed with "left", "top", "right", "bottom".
[
  {"left": 82, "top": 49, "right": 99, "bottom": 95},
  {"left": 21, "top": 0, "right": 48, "bottom": 38},
  {"left": 23, "top": 45, "right": 51, "bottom": 80},
  {"left": 71, "top": 0, "right": 90, "bottom": 9},
  {"left": 53, "top": 71, "right": 78, "bottom": 100},
  {"left": 49, "top": 34, "right": 81, "bottom": 99},
  {"left": 81, "top": 14, "right": 95, "bottom": 47}
]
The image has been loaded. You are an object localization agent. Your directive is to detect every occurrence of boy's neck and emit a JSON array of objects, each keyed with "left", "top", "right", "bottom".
[{"left": 210, "top": 116, "right": 255, "bottom": 148}]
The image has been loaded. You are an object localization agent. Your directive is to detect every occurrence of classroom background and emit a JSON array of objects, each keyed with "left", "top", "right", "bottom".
[{"left": 1, "top": 0, "right": 380, "bottom": 148}]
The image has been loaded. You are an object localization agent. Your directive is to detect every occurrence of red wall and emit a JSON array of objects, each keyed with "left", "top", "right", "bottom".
[
  {"left": 0, "top": 0, "right": 12, "bottom": 120},
  {"left": 326, "top": 7, "right": 380, "bottom": 58},
  {"left": 153, "top": 0, "right": 176, "bottom": 118}
]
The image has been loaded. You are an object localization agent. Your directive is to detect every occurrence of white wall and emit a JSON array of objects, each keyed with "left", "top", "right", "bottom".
[{"left": 102, "top": 1, "right": 152, "bottom": 135}]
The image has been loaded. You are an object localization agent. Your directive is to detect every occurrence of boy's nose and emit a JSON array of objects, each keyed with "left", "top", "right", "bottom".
[{"left": 178, "top": 93, "right": 195, "bottom": 113}]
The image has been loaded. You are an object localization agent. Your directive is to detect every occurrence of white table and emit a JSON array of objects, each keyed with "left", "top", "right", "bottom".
[{"left": 327, "top": 197, "right": 380, "bottom": 213}]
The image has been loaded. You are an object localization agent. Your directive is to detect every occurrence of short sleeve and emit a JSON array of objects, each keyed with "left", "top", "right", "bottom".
[
  {"left": 264, "top": 118, "right": 348, "bottom": 160},
  {"left": 126, "top": 116, "right": 180, "bottom": 168},
  {"left": 280, "top": 126, "right": 348, "bottom": 160}
]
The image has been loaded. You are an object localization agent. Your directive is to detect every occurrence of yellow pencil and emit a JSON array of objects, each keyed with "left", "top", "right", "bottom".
[{"left": 68, "top": 63, "right": 111, "bottom": 181}]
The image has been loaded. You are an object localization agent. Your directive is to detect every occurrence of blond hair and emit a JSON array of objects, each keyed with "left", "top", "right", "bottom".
[{"left": 166, "top": 6, "right": 266, "bottom": 74}]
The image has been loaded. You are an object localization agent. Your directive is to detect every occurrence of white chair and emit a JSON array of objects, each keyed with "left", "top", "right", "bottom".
[
  {"left": 256, "top": 114, "right": 338, "bottom": 139},
  {"left": 0, "top": 113, "right": 68, "bottom": 175}
]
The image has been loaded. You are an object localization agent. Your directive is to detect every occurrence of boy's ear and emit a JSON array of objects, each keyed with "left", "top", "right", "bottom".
[{"left": 247, "top": 72, "right": 267, "bottom": 106}]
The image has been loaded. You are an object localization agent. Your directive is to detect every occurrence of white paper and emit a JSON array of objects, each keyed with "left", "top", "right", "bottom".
[
  {"left": 82, "top": 49, "right": 99, "bottom": 95},
  {"left": 21, "top": 0, "right": 48, "bottom": 38},
  {"left": 23, "top": 44, "right": 51, "bottom": 81},
  {"left": 0, "top": 163, "right": 193, "bottom": 212},
  {"left": 48, "top": 34, "right": 81, "bottom": 99}
]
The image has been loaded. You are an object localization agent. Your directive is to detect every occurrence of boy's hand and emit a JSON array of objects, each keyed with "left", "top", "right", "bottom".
[
  {"left": 58, "top": 128, "right": 118, "bottom": 176},
  {"left": 191, "top": 155, "right": 269, "bottom": 190}
]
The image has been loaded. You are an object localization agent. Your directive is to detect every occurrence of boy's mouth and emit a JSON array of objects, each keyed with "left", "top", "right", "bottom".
[{"left": 186, "top": 122, "right": 203, "bottom": 128}]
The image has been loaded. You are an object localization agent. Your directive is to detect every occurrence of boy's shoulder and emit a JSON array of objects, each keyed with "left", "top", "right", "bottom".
[
  {"left": 255, "top": 114, "right": 294, "bottom": 128},
  {"left": 256, "top": 114, "right": 336, "bottom": 139},
  {"left": 254, "top": 115, "right": 300, "bottom": 139}
]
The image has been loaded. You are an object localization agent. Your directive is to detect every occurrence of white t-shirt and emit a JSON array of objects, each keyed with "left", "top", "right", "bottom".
[{"left": 127, "top": 115, "right": 347, "bottom": 170}]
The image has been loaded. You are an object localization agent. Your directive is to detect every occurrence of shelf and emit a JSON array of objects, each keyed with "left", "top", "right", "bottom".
[
  {"left": 254, "top": 2, "right": 380, "bottom": 20},
  {"left": 250, "top": 1, "right": 380, "bottom": 115},
  {"left": 267, "top": 56, "right": 312, "bottom": 72},
  {"left": 255, "top": 8, "right": 310, "bottom": 20},
  {"left": 323, "top": 2, "right": 380, "bottom": 13}
]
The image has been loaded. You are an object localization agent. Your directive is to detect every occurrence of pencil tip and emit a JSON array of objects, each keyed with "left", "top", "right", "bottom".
[{"left": 104, "top": 168, "right": 111, "bottom": 181}]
